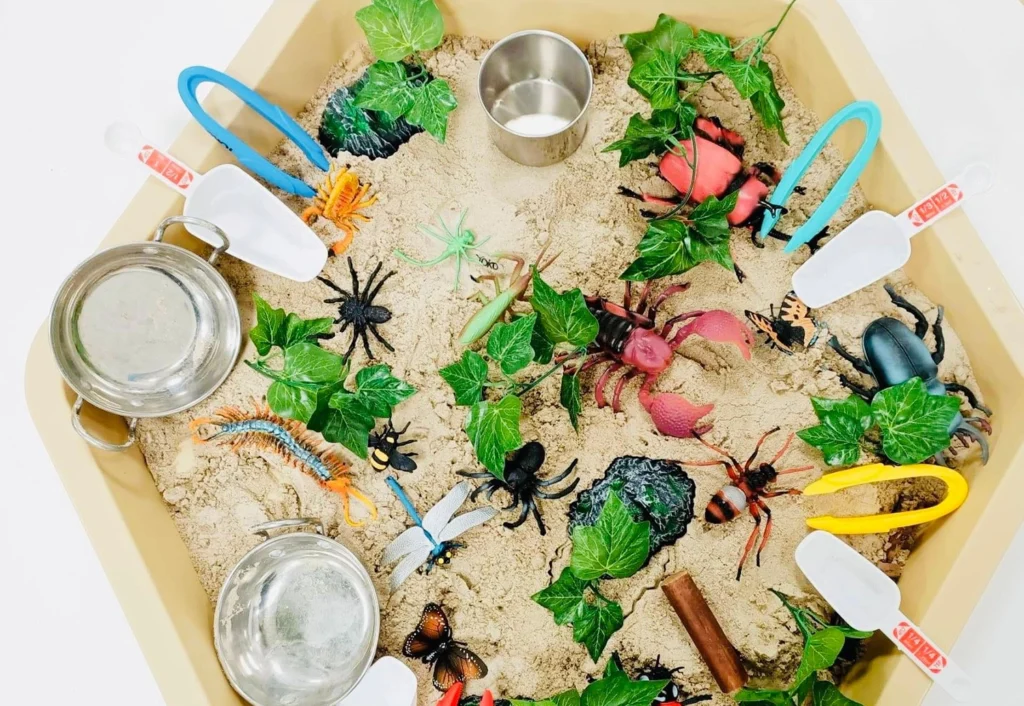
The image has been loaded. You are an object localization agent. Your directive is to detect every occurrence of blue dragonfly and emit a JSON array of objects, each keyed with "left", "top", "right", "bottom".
[{"left": 383, "top": 478, "right": 497, "bottom": 592}]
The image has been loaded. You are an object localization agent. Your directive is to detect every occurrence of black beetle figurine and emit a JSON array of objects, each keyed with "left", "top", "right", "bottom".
[{"left": 828, "top": 284, "right": 991, "bottom": 464}]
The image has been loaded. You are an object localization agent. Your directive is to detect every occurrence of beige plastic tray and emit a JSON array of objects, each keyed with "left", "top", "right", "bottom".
[{"left": 24, "top": 0, "right": 1024, "bottom": 703}]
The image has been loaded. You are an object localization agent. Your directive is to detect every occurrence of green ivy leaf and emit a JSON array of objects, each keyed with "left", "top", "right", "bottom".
[
  {"left": 560, "top": 373, "right": 583, "bottom": 431},
  {"left": 439, "top": 349, "right": 489, "bottom": 406},
  {"left": 620, "top": 13, "right": 693, "bottom": 64},
  {"left": 406, "top": 77, "right": 458, "bottom": 142},
  {"left": 512, "top": 701, "right": 557, "bottom": 706},
  {"left": 732, "top": 687, "right": 793, "bottom": 705},
  {"left": 693, "top": 30, "right": 733, "bottom": 69},
  {"left": 531, "top": 321, "right": 556, "bottom": 364},
  {"left": 604, "top": 657, "right": 625, "bottom": 679},
  {"left": 530, "top": 271, "right": 599, "bottom": 347},
  {"left": 266, "top": 381, "right": 318, "bottom": 424},
  {"left": 306, "top": 380, "right": 348, "bottom": 431},
  {"left": 551, "top": 691, "right": 581, "bottom": 706},
  {"left": 250, "top": 294, "right": 287, "bottom": 356},
  {"left": 620, "top": 217, "right": 733, "bottom": 281},
  {"left": 573, "top": 600, "right": 625, "bottom": 663},
  {"left": 871, "top": 378, "right": 960, "bottom": 464},
  {"left": 531, "top": 566, "right": 589, "bottom": 625},
  {"left": 354, "top": 364, "right": 415, "bottom": 417},
  {"left": 690, "top": 191, "right": 739, "bottom": 242},
  {"left": 797, "top": 395, "right": 873, "bottom": 467},
  {"left": 354, "top": 0, "right": 444, "bottom": 62},
  {"left": 750, "top": 61, "right": 787, "bottom": 143},
  {"left": 601, "top": 109, "right": 679, "bottom": 167},
  {"left": 674, "top": 101, "right": 699, "bottom": 133},
  {"left": 793, "top": 627, "right": 846, "bottom": 693},
  {"left": 488, "top": 313, "right": 537, "bottom": 375},
  {"left": 812, "top": 681, "right": 860, "bottom": 706},
  {"left": 353, "top": 61, "right": 417, "bottom": 119},
  {"left": 282, "top": 342, "right": 347, "bottom": 384},
  {"left": 719, "top": 57, "right": 771, "bottom": 99},
  {"left": 579, "top": 671, "right": 666, "bottom": 706},
  {"left": 627, "top": 49, "right": 681, "bottom": 110},
  {"left": 282, "top": 313, "right": 334, "bottom": 349},
  {"left": 465, "top": 395, "right": 523, "bottom": 478},
  {"left": 570, "top": 492, "right": 651, "bottom": 580},
  {"left": 324, "top": 391, "right": 376, "bottom": 458}
]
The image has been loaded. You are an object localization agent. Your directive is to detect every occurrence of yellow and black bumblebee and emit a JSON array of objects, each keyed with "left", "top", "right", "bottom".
[
  {"left": 745, "top": 291, "right": 821, "bottom": 355},
  {"left": 369, "top": 419, "right": 418, "bottom": 473}
]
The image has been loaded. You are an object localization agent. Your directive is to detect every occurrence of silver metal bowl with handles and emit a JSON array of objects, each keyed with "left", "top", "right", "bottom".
[
  {"left": 49, "top": 215, "right": 241, "bottom": 451},
  {"left": 215, "top": 519, "right": 381, "bottom": 706}
]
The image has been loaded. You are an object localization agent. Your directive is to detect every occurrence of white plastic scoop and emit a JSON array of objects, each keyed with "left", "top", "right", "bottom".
[
  {"left": 793, "top": 164, "right": 993, "bottom": 308},
  {"left": 104, "top": 122, "right": 327, "bottom": 282},
  {"left": 340, "top": 656, "right": 417, "bottom": 706},
  {"left": 796, "top": 531, "right": 973, "bottom": 702}
]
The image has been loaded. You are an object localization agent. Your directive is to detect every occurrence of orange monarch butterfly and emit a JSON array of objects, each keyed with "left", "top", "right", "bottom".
[
  {"left": 403, "top": 603, "right": 488, "bottom": 691},
  {"left": 745, "top": 291, "right": 820, "bottom": 355}
]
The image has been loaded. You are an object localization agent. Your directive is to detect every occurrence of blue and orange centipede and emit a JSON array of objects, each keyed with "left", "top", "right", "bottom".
[{"left": 189, "top": 401, "right": 376, "bottom": 527}]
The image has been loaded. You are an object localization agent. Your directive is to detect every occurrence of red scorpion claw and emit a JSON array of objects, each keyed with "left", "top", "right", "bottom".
[
  {"left": 644, "top": 392, "right": 715, "bottom": 438},
  {"left": 673, "top": 310, "right": 754, "bottom": 360}
]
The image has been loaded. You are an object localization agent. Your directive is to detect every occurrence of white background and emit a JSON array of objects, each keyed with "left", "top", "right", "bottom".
[{"left": 0, "top": 0, "right": 1021, "bottom": 703}]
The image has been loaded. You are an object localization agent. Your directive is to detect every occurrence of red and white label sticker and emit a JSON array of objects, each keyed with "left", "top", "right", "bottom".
[
  {"left": 138, "top": 145, "right": 196, "bottom": 190},
  {"left": 894, "top": 621, "right": 948, "bottom": 674},
  {"left": 907, "top": 183, "right": 963, "bottom": 228}
]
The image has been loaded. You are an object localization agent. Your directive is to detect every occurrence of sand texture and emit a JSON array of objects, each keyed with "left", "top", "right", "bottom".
[{"left": 136, "top": 36, "right": 985, "bottom": 704}]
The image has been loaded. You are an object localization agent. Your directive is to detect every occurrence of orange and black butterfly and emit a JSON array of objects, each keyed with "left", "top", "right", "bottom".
[
  {"left": 403, "top": 603, "right": 488, "bottom": 691},
  {"left": 745, "top": 291, "right": 820, "bottom": 355}
]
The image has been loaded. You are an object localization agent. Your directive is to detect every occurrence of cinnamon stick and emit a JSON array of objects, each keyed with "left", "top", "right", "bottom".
[{"left": 662, "top": 571, "right": 748, "bottom": 694}]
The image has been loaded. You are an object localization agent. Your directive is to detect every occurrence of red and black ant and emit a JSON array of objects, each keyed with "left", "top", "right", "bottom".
[{"left": 680, "top": 427, "right": 815, "bottom": 580}]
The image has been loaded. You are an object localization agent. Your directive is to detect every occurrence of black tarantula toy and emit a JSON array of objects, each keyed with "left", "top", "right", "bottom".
[
  {"left": 458, "top": 441, "right": 579, "bottom": 535},
  {"left": 318, "top": 257, "right": 395, "bottom": 360}
]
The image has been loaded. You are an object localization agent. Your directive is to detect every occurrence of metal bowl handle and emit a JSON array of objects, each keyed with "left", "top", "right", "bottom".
[
  {"left": 72, "top": 397, "right": 138, "bottom": 452},
  {"left": 154, "top": 215, "right": 231, "bottom": 265},
  {"left": 251, "top": 518, "right": 325, "bottom": 540}
]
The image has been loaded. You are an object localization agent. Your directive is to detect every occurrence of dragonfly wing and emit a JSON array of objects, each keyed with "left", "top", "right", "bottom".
[
  {"left": 422, "top": 481, "right": 471, "bottom": 538},
  {"left": 383, "top": 526, "right": 430, "bottom": 565},
  {"left": 438, "top": 507, "right": 499, "bottom": 543},
  {"left": 389, "top": 547, "right": 431, "bottom": 593}
]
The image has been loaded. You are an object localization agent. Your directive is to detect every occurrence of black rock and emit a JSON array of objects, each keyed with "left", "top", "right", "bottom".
[
  {"left": 317, "top": 66, "right": 425, "bottom": 160},
  {"left": 567, "top": 456, "right": 696, "bottom": 563}
]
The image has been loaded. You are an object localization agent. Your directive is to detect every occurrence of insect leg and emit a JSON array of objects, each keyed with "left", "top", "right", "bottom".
[
  {"left": 317, "top": 275, "right": 348, "bottom": 297},
  {"left": 360, "top": 329, "right": 375, "bottom": 360},
  {"left": 344, "top": 331, "right": 359, "bottom": 360},
  {"left": 745, "top": 427, "right": 782, "bottom": 471},
  {"left": 737, "top": 505, "right": 763, "bottom": 581},
  {"left": 457, "top": 470, "right": 495, "bottom": 479},
  {"left": 931, "top": 305, "right": 946, "bottom": 364},
  {"left": 884, "top": 284, "right": 930, "bottom": 339},
  {"left": 347, "top": 257, "right": 361, "bottom": 301},
  {"left": 503, "top": 501, "right": 531, "bottom": 529},
  {"left": 635, "top": 281, "right": 654, "bottom": 315},
  {"left": 365, "top": 269, "right": 396, "bottom": 305},
  {"left": 693, "top": 433, "right": 743, "bottom": 469},
  {"left": 469, "top": 479, "right": 500, "bottom": 501},
  {"left": 594, "top": 363, "right": 625, "bottom": 408},
  {"left": 766, "top": 432, "right": 796, "bottom": 466},
  {"left": 760, "top": 487, "right": 802, "bottom": 497},
  {"left": 361, "top": 261, "right": 383, "bottom": 305},
  {"left": 754, "top": 500, "right": 773, "bottom": 567},
  {"left": 623, "top": 281, "right": 632, "bottom": 311},
  {"left": 535, "top": 478, "right": 579, "bottom": 499},
  {"left": 538, "top": 458, "right": 578, "bottom": 486},
  {"left": 827, "top": 336, "right": 873, "bottom": 376},
  {"left": 649, "top": 283, "right": 692, "bottom": 319},
  {"left": 945, "top": 382, "right": 991, "bottom": 415},
  {"left": 612, "top": 369, "right": 642, "bottom": 413},
  {"left": 368, "top": 323, "right": 396, "bottom": 352},
  {"left": 838, "top": 373, "right": 876, "bottom": 402},
  {"left": 528, "top": 497, "right": 547, "bottom": 536},
  {"left": 955, "top": 421, "right": 990, "bottom": 464}
]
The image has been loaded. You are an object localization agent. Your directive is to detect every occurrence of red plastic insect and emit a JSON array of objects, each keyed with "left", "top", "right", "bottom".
[
  {"left": 619, "top": 116, "right": 830, "bottom": 266},
  {"left": 568, "top": 281, "right": 753, "bottom": 438},
  {"left": 680, "top": 427, "right": 815, "bottom": 580}
]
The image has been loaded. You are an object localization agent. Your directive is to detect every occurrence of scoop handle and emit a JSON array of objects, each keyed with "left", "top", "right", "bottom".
[
  {"left": 882, "top": 612, "right": 974, "bottom": 702},
  {"left": 104, "top": 122, "right": 199, "bottom": 198},
  {"left": 901, "top": 163, "right": 992, "bottom": 238}
]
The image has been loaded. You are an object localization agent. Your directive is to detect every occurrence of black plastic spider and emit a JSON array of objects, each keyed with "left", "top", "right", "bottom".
[
  {"left": 458, "top": 441, "right": 579, "bottom": 536},
  {"left": 318, "top": 257, "right": 395, "bottom": 360}
]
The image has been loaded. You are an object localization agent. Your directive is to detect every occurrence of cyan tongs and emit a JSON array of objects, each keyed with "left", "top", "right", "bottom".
[{"left": 758, "top": 100, "right": 882, "bottom": 253}]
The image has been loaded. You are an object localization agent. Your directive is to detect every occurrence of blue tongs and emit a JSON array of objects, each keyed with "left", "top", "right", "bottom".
[
  {"left": 758, "top": 100, "right": 882, "bottom": 253},
  {"left": 178, "top": 65, "right": 329, "bottom": 198}
]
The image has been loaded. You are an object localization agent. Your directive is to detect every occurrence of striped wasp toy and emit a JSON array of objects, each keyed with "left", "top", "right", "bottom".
[
  {"left": 382, "top": 479, "right": 498, "bottom": 592},
  {"left": 369, "top": 419, "right": 417, "bottom": 473}
]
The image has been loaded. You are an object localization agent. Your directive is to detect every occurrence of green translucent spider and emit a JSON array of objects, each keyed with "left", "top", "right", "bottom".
[{"left": 394, "top": 209, "right": 493, "bottom": 290}]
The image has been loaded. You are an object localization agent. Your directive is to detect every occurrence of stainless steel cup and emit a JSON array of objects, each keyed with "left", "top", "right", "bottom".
[{"left": 478, "top": 30, "right": 593, "bottom": 167}]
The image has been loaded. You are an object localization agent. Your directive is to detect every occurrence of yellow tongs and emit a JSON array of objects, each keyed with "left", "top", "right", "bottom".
[{"left": 803, "top": 463, "right": 968, "bottom": 534}]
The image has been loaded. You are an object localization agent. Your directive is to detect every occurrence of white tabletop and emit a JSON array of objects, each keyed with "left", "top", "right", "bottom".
[{"left": 0, "top": 1, "right": 1020, "bottom": 703}]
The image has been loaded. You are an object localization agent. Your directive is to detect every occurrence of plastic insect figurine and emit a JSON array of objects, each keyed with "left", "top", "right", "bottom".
[
  {"left": 745, "top": 291, "right": 821, "bottom": 355},
  {"left": 403, "top": 603, "right": 488, "bottom": 691},
  {"left": 619, "top": 116, "right": 830, "bottom": 265},
  {"left": 369, "top": 419, "right": 417, "bottom": 473},
  {"left": 302, "top": 163, "right": 378, "bottom": 256},
  {"left": 635, "top": 656, "right": 712, "bottom": 705},
  {"left": 680, "top": 427, "right": 814, "bottom": 580},
  {"left": 458, "top": 441, "right": 579, "bottom": 536},
  {"left": 458, "top": 238, "right": 560, "bottom": 346},
  {"left": 189, "top": 401, "right": 376, "bottom": 526},
  {"left": 395, "top": 209, "right": 494, "bottom": 291},
  {"left": 382, "top": 479, "right": 498, "bottom": 592},
  {"left": 571, "top": 280, "right": 753, "bottom": 438},
  {"left": 318, "top": 257, "right": 395, "bottom": 360},
  {"left": 827, "top": 284, "right": 991, "bottom": 464}
]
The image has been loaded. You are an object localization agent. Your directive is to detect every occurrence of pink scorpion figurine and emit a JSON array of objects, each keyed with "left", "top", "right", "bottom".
[{"left": 569, "top": 281, "right": 753, "bottom": 437}]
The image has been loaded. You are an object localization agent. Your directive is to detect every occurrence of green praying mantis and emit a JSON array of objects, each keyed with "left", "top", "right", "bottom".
[{"left": 394, "top": 208, "right": 494, "bottom": 291}]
